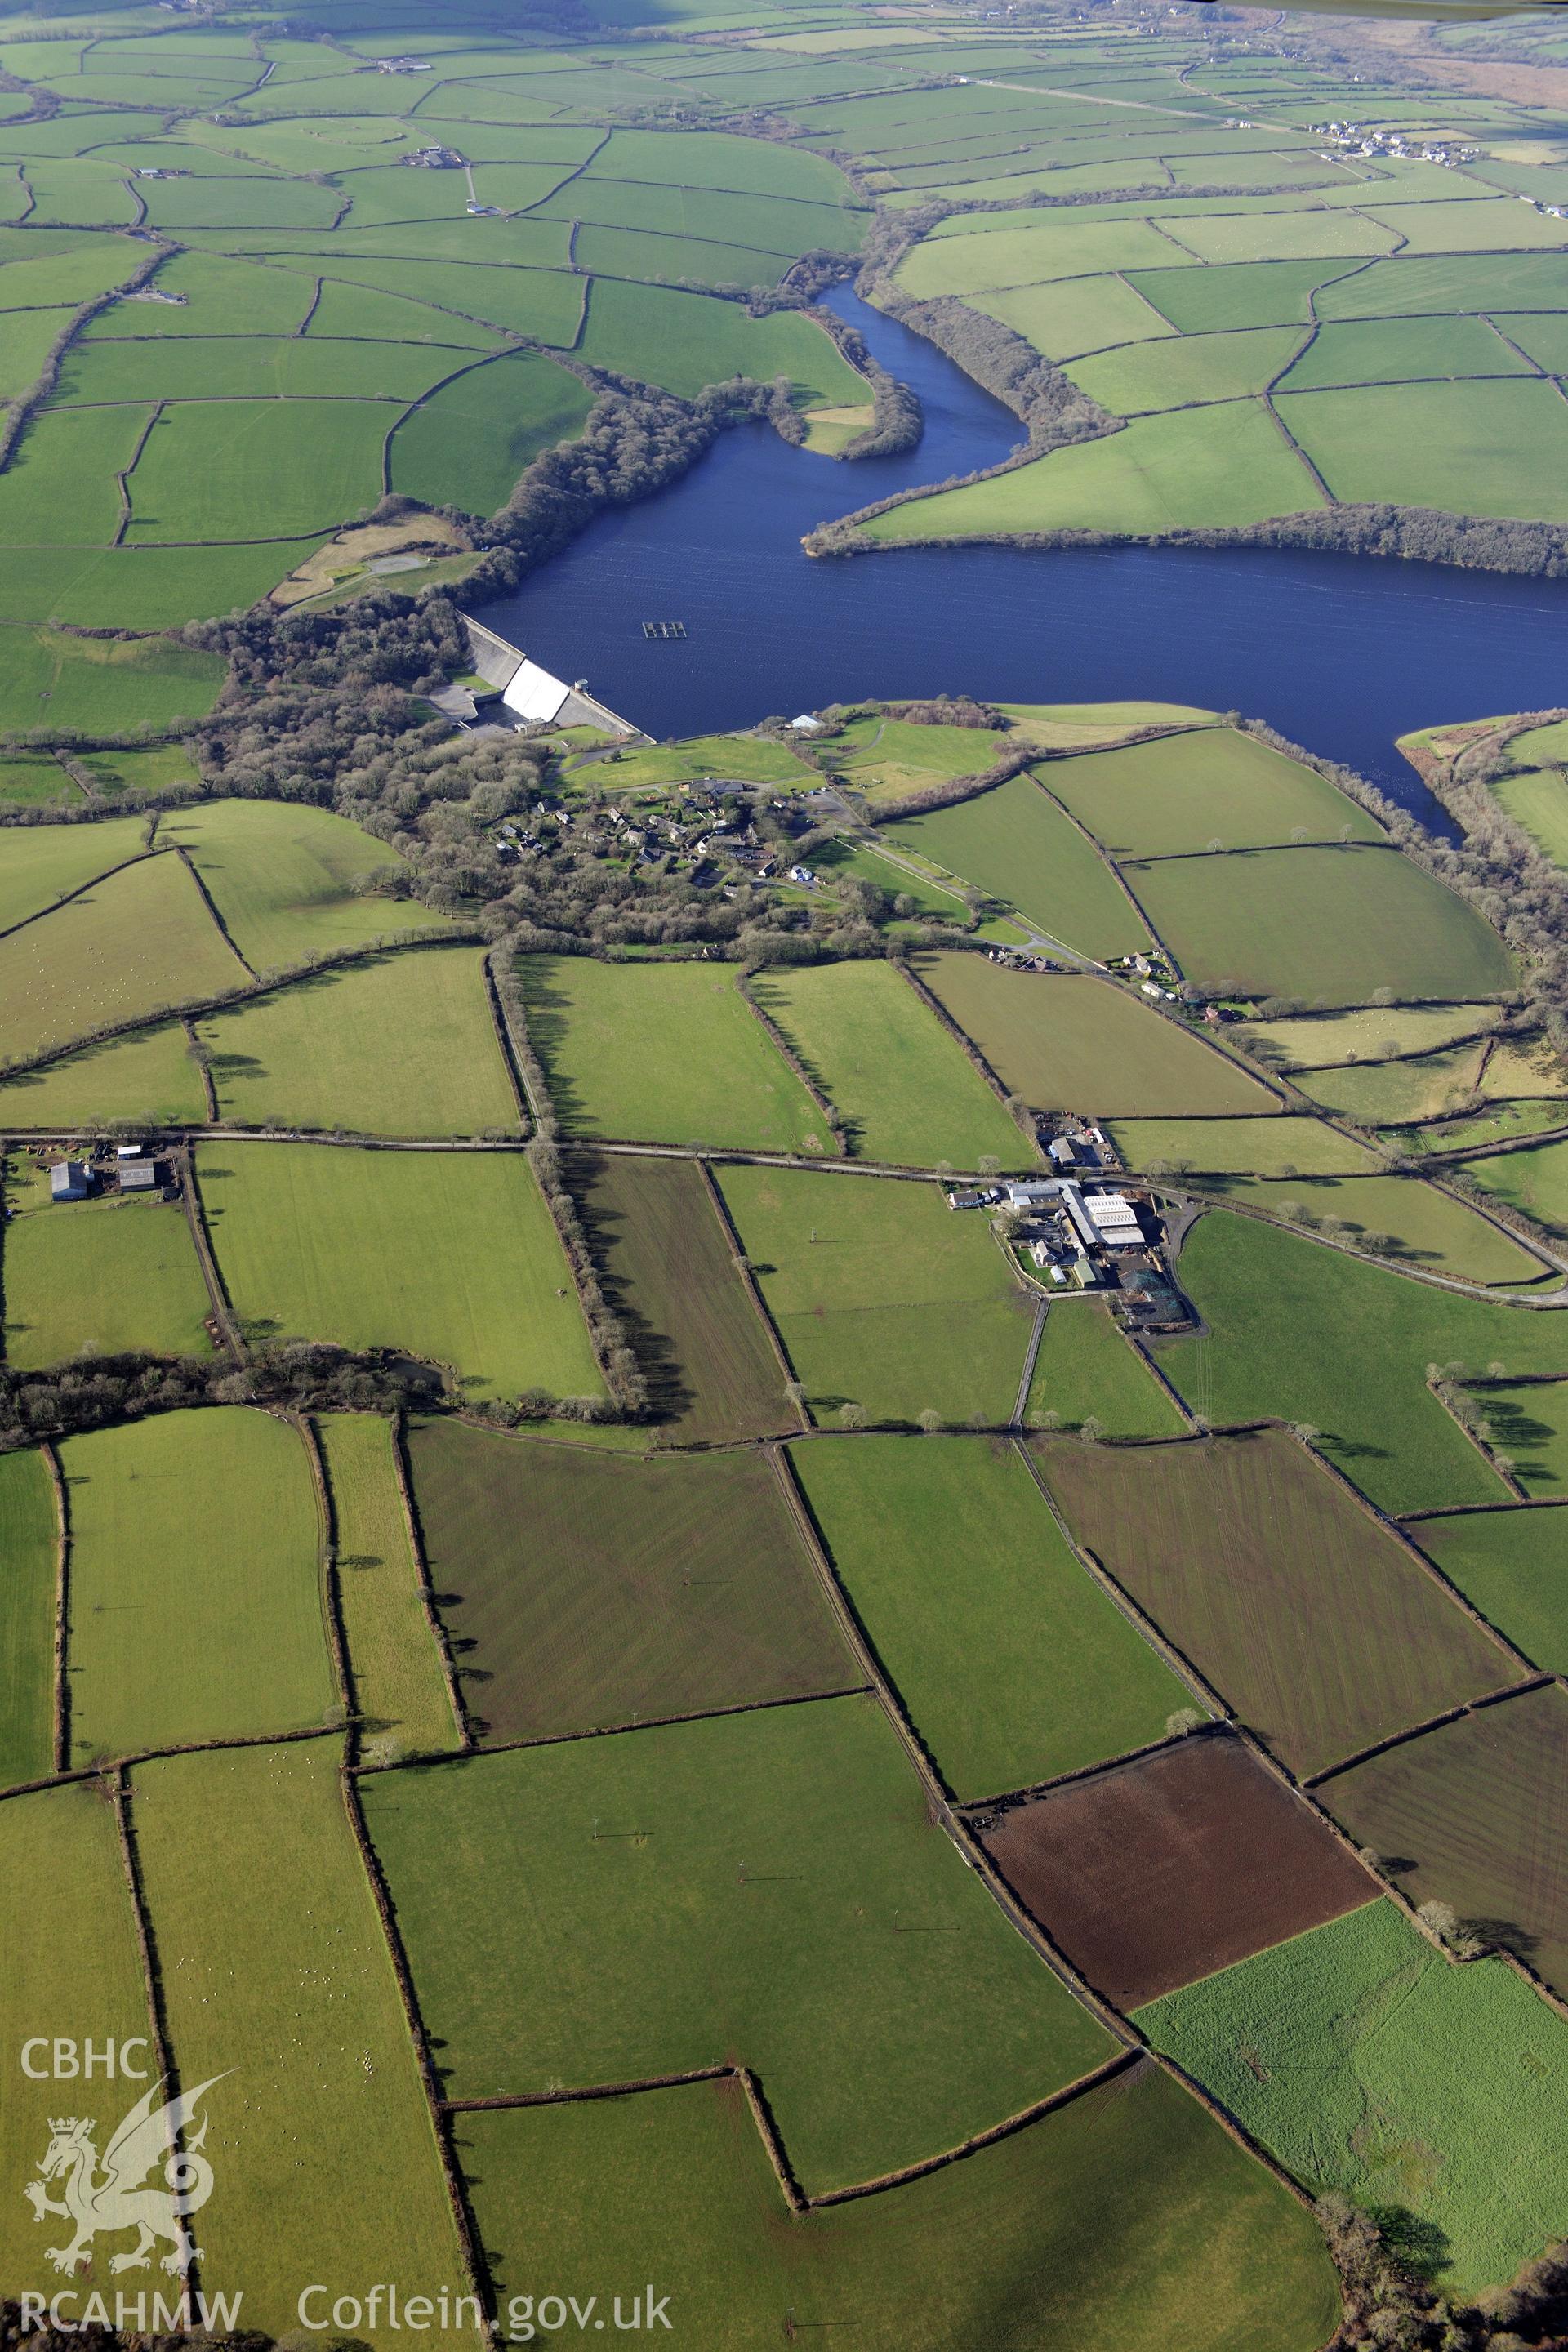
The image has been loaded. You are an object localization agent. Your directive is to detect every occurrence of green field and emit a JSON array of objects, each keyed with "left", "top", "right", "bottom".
[
  {"left": 1279, "top": 314, "right": 1532, "bottom": 393},
  {"left": 581, "top": 730, "right": 814, "bottom": 791},
  {"left": 1415, "top": 1507, "right": 1568, "bottom": 1674},
  {"left": 1246, "top": 1003, "right": 1499, "bottom": 1068},
  {"left": 124, "top": 398, "right": 386, "bottom": 544},
  {"left": 1024, "top": 1298, "right": 1189, "bottom": 1438},
  {"left": 0, "top": 753, "right": 74, "bottom": 808},
  {"left": 198, "top": 1141, "right": 604, "bottom": 1403},
  {"left": 1298, "top": 1040, "right": 1493, "bottom": 1125},
  {"left": 0, "top": 621, "right": 225, "bottom": 737},
  {"left": 1160, "top": 1212, "right": 1568, "bottom": 1512},
  {"left": 410, "top": 1417, "right": 852, "bottom": 1743},
  {"left": 166, "top": 800, "right": 444, "bottom": 970},
  {"left": 821, "top": 711, "right": 1013, "bottom": 796},
  {"left": 3, "top": 1187, "right": 212, "bottom": 1365},
  {"left": 897, "top": 215, "right": 1197, "bottom": 300},
  {"left": 915, "top": 956, "right": 1277, "bottom": 1118},
  {"left": 1139, "top": 1899, "right": 1568, "bottom": 2297},
  {"left": 717, "top": 1163, "right": 1032, "bottom": 1426},
  {"left": 1125, "top": 258, "right": 1355, "bottom": 334},
  {"left": 517, "top": 955, "right": 826, "bottom": 1153},
  {"left": 1067, "top": 326, "right": 1303, "bottom": 416},
  {"left": 1125, "top": 845, "right": 1515, "bottom": 1005},
  {"left": 0, "top": 851, "right": 247, "bottom": 1066},
  {"left": 884, "top": 774, "right": 1153, "bottom": 959},
  {"left": 388, "top": 352, "right": 595, "bottom": 515},
  {"left": 1107, "top": 1116, "right": 1376, "bottom": 1174},
  {"left": 458, "top": 2058, "right": 1337, "bottom": 2352},
  {"left": 318, "top": 1412, "right": 459, "bottom": 1766},
  {"left": 974, "top": 271, "right": 1178, "bottom": 361},
  {"left": 0, "top": 1781, "right": 154, "bottom": 2297},
  {"left": 1196, "top": 1171, "right": 1547, "bottom": 1287},
  {"left": 77, "top": 742, "right": 202, "bottom": 800},
  {"left": 862, "top": 401, "right": 1321, "bottom": 543},
  {"left": 62, "top": 1407, "right": 333, "bottom": 1762},
  {"left": 131, "top": 1738, "right": 475, "bottom": 2339},
  {"left": 1277, "top": 380, "right": 1568, "bottom": 524},
  {"left": 1491, "top": 762, "right": 1568, "bottom": 868},
  {"left": 0, "top": 816, "right": 147, "bottom": 933},
  {"left": 577, "top": 274, "right": 866, "bottom": 406},
  {"left": 1468, "top": 1379, "right": 1568, "bottom": 1494},
  {"left": 201, "top": 947, "right": 518, "bottom": 1137},
  {"left": 751, "top": 961, "right": 1031, "bottom": 1169},
  {"left": 0, "top": 1446, "right": 56, "bottom": 1788},
  {"left": 0, "top": 1019, "right": 204, "bottom": 1129},
  {"left": 363, "top": 1693, "right": 1116, "bottom": 2194},
  {"left": 793, "top": 1433, "right": 1190, "bottom": 1799},
  {"left": 1468, "top": 1134, "right": 1568, "bottom": 1235},
  {"left": 1038, "top": 727, "right": 1382, "bottom": 858}
]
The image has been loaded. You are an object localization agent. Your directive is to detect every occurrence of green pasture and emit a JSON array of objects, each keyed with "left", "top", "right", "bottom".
[
  {"left": 813, "top": 834, "right": 966, "bottom": 920},
  {"left": 131, "top": 1738, "right": 474, "bottom": 2340},
  {"left": 77, "top": 742, "right": 203, "bottom": 799},
  {"left": 586, "top": 125, "right": 866, "bottom": 206},
  {"left": 0, "top": 537, "right": 334, "bottom": 632},
  {"left": 822, "top": 710, "right": 1011, "bottom": 795},
  {"left": 0, "top": 404, "right": 154, "bottom": 549},
  {"left": 1159, "top": 209, "right": 1395, "bottom": 264},
  {"left": 1125, "top": 844, "right": 1515, "bottom": 1005},
  {"left": 885, "top": 774, "right": 1152, "bottom": 958},
  {"left": 0, "top": 623, "right": 225, "bottom": 738},
  {"left": 1246, "top": 1002, "right": 1499, "bottom": 1067},
  {"left": 0, "top": 1020, "right": 203, "bottom": 1129},
  {"left": 124, "top": 398, "right": 386, "bottom": 543},
  {"left": 3, "top": 1187, "right": 212, "bottom": 1365},
  {"left": 0, "top": 305, "right": 77, "bottom": 401},
  {"left": 1125, "top": 257, "right": 1359, "bottom": 334},
  {"left": 1140, "top": 1899, "right": 1568, "bottom": 2297},
  {"left": 1193, "top": 1170, "right": 1547, "bottom": 1286},
  {"left": 794, "top": 1433, "right": 1190, "bottom": 1797},
  {"left": 389, "top": 353, "right": 595, "bottom": 515},
  {"left": 63, "top": 1407, "right": 332, "bottom": 1762},
  {"left": 717, "top": 1162, "right": 1030, "bottom": 1425},
  {"left": 574, "top": 223, "right": 795, "bottom": 287},
  {"left": 1365, "top": 196, "right": 1568, "bottom": 253},
  {"left": 1280, "top": 314, "right": 1530, "bottom": 392},
  {"left": 578, "top": 274, "right": 865, "bottom": 405},
  {"left": 1067, "top": 326, "right": 1303, "bottom": 416},
  {"left": 0, "top": 1446, "right": 55, "bottom": 1788},
  {"left": 582, "top": 731, "right": 813, "bottom": 790},
  {"left": 50, "top": 332, "right": 464, "bottom": 407},
  {"left": 515, "top": 954, "right": 826, "bottom": 1153},
  {"left": 1159, "top": 1211, "right": 1568, "bottom": 1512},
  {"left": 1495, "top": 312, "right": 1568, "bottom": 375},
  {"left": 1040, "top": 726, "right": 1381, "bottom": 858},
  {"left": 974, "top": 272, "right": 1177, "bottom": 362},
  {"left": 1415, "top": 1506, "right": 1568, "bottom": 1674},
  {"left": 1492, "top": 761, "right": 1568, "bottom": 869},
  {"left": 1397, "top": 1098, "right": 1565, "bottom": 1158},
  {"left": 537, "top": 175, "right": 858, "bottom": 261},
  {"left": 201, "top": 947, "right": 518, "bottom": 1137},
  {"left": 751, "top": 960, "right": 1030, "bottom": 1169},
  {"left": 0, "top": 234, "right": 141, "bottom": 312},
  {"left": 165, "top": 798, "right": 443, "bottom": 970},
  {"left": 363, "top": 1692, "right": 1116, "bottom": 2194},
  {"left": 458, "top": 2058, "right": 1336, "bottom": 2352},
  {"left": 0, "top": 814, "right": 147, "bottom": 933},
  {"left": 0, "top": 851, "right": 247, "bottom": 1066},
  {"left": 1023, "top": 1298, "right": 1187, "bottom": 1437},
  {"left": 0, "top": 1783, "right": 154, "bottom": 2299},
  {"left": 0, "top": 753, "right": 74, "bottom": 807},
  {"left": 86, "top": 250, "right": 317, "bottom": 336},
  {"left": 308, "top": 257, "right": 584, "bottom": 345},
  {"left": 1107, "top": 1115, "right": 1376, "bottom": 1174},
  {"left": 1480, "top": 1036, "right": 1568, "bottom": 1098},
  {"left": 305, "top": 274, "right": 505, "bottom": 350},
  {"left": 317, "top": 1411, "right": 458, "bottom": 1763},
  {"left": 1318, "top": 251, "right": 1568, "bottom": 320},
  {"left": 1278, "top": 379, "right": 1568, "bottom": 523},
  {"left": 914, "top": 956, "right": 1277, "bottom": 1118},
  {"left": 1470, "top": 1379, "right": 1568, "bottom": 1494},
  {"left": 1298, "top": 1040, "right": 1492, "bottom": 1125},
  {"left": 897, "top": 216, "right": 1198, "bottom": 299},
  {"left": 198, "top": 1140, "right": 604, "bottom": 1403},
  {"left": 1469, "top": 1134, "right": 1568, "bottom": 1234},
  {"left": 862, "top": 402, "right": 1322, "bottom": 542}
]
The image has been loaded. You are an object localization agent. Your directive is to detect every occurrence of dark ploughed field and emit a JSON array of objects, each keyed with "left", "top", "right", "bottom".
[{"left": 978, "top": 1731, "right": 1377, "bottom": 2007}]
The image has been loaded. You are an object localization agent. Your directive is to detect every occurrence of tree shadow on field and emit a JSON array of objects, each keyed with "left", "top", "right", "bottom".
[
  {"left": 1367, "top": 2207, "right": 1452, "bottom": 2285},
  {"left": 1465, "top": 1914, "right": 1539, "bottom": 1962},
  {"left": 570, "top": 1149, "right": 694, "bottom": 1427},
  {"left": 515, "top": 960, "right": 589, "bottom": 1134}
]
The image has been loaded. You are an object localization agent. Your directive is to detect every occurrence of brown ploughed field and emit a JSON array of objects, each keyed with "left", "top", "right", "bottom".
[{"left": 978, "top": 1731, "right": 1377, "bottom": 2006}]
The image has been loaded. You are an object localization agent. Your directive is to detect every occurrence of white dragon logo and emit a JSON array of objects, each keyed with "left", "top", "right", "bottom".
[{"left": 24, "top": 2076, "right": 225, "bottom": 2278}]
